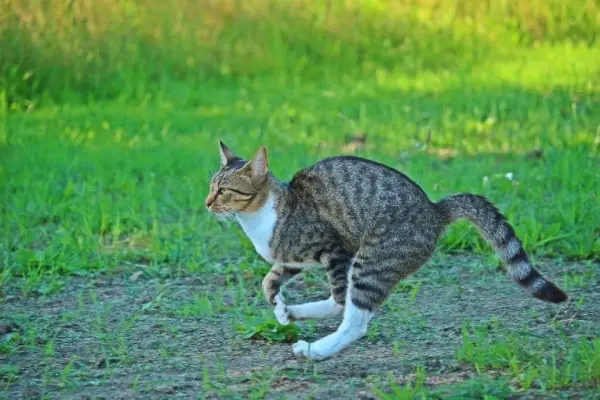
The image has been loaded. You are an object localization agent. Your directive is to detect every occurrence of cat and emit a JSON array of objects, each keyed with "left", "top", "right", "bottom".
[{"left": 205, "top": 142, "right": 568, "bottom": 361}]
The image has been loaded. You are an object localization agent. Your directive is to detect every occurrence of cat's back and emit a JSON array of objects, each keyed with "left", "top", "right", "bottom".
[
  {"left": 289, "top": 155, "right": 430, "bottom": 206},
  {"left": 284, "top": 155, "right": 437, "bottom": 249}
]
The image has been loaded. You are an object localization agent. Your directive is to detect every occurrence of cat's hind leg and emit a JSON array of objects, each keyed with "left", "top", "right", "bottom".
[
  {"left": 292, "top": 233, "right": 431, "bottom": 361},
  {"left": 291, "top": 259, "right": 373, "bottom": 361}
]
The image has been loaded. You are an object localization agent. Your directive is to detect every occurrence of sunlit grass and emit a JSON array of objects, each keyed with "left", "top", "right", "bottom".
[
  {"left": 2, "top": 0, "right": 599, "bottom": 103},
  {"left": 0, "top": 0, "right": 598, "bottom": 301},
  {"left": 2, "top": 69, "right": 599, "bottom": 295}
]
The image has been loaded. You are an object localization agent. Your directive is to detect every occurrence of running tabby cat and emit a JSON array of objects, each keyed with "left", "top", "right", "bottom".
[{"left": 205, "top": 142, "right": 567, "bottom": 361}]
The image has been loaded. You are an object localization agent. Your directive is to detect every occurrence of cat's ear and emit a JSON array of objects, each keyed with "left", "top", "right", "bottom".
[
  {"left": 218, "top": 141, "right": 237, "bottom": 166},
  {"left": 245, "top": 146, "right": 268, "bottom": 183}
]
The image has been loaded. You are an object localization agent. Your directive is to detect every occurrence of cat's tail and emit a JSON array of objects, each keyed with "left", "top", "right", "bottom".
[{"left": 436, "top": 193, "right": 567, "bottom": 304}]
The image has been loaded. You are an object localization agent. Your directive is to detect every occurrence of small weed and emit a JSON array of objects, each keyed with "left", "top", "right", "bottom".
[
  {"left": 367, "top": 322, "right": 380, "bottom": 340},
  {"left": 202, "top": 367, "right": 211, "bottom": 392},
  {"left": 130, "top": 375, "right": 140, "bottom": 392},
  {"left": 90, "top": 292, "right": 139, "bottom": 363},
  {"left": 35, "top": 279, "right": 64, "bottom": 296},
  {"left": 43, "top": 341, "right": 55, "bottom": 357},
  {"left": 373, "top": 365, "right": 427, "bottom": 400},
  {"left": 177, "top": 294, "right": 214, "bottom": 318},
  {"left": 396, "top": 281, "right": 421, "bottom": 294},
  {"left": 237, "top": 318, "right": 300, "bottom": 343},
  {"left": 247, "top": 368, "right": 277, "bottom": 400},
  {"left": 0, "top": 331, "right": 21, "bottom": 355},
  {"left": 22, "top": 325, "right": 42, "bottom": 350},
  {"left": 392, "top": 341, "right": 405, "bottom": 358},
  {"left": 58, "top": 359, "right": 74, "bottom": 389},
  {"left": 562, "top": 269, "right": 596, "bottom": 290},
  {"left": 408, "top": 282, "right": 422, "bottom": 304},
  {"left": 432, "top": 375, "right": 514, "bottom": 399},
  {"left": 0, "top": 364, "right": 18, "bottom": 383},
  {"left": 0, "top": 267, "right": 12, "bottom": 298},
  {"left": 377, "top": 369, "right": 517, "bottom": 399},
  {"left": 575, "top": 295, "right": 586, "bottom": 309},
  {"left": 139, "top": 291, "right": 166, "bottom": 313},
  {"left": 20, "top": 269, "right": 44, "bottom": 297}
]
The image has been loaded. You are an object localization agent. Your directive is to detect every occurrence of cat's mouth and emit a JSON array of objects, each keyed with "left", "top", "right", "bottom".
[
  {"left": 206, "top": 205, "right": 220, "bottom": 214},
  {"left": 207, "top": 206, "right": 236, "bottom": 219}
]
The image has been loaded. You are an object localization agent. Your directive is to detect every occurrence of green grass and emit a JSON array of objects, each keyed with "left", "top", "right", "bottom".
[
  {"left": 2, "top": 44, "right": 599, "bottom": 291},
  {"left": 2, "top": 0, "right": 599, "bottom": 104},
  {"left": 376, "top": 372, "right": 519, "bottom": 400},
  {"left": 458, "top": 322, "right": 600, "bottom": 390},
  {"left": 1, "top": 256, "right": 597, "bottom": 398},
  {"left": 237, "top": 317, "right": 301, "bottom": 343},
  {"left": 374, "top": 318, "right": 600, "bottom": 399}
]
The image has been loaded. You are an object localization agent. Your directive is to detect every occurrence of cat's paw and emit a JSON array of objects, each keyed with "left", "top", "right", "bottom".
[
  {"left": 292, "top": 340, "right": 310, "bottom": 359},
  {"left": 273, "top": 294, "right": 290, "bottom": 325},
  {"left": 292, "top": 340, "right": 326, "bottom": 361}
]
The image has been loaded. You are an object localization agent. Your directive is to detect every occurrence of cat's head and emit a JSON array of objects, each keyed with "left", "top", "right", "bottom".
[{"left": 205, "top": 142, "right": 269, "bottom": 214}]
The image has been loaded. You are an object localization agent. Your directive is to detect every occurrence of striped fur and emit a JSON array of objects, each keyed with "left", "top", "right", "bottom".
[
  {"left": 436, "top": 194, "right": 567, "bottom": 303},
  {"left": 206, "top": 143, "right": 568, "bottom": 360}
]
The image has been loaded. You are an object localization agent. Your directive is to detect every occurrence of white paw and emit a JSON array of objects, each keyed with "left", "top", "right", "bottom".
[
  {"left": 292, "top": 340, "right": 310, "bottom": 359},
  {"left": 273, "top": 294, "right": 290, "bottom": 325},
  {"left": 291, "top": 340, "right": 326, "bottom": 361}
]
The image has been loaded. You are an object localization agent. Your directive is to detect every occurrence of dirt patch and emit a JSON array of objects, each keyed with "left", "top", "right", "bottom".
[{"left": 1, "top": 255, "right": 598, "bottom": 399}]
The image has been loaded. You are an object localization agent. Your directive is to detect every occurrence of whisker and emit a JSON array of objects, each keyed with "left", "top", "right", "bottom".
[
  {"left": 221, "top": 211, "right": 240, "bottom": 227},
  {"left": 215, "top": 213, "right": 230, "bottom": 229},
  {"left": 223, "top": 211, "right": 234, "bottom": 221}
]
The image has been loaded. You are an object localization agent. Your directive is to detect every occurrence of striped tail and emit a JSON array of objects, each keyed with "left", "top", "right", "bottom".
[{"left": 436, "top": 194, "right": 567, "bottom": 303}]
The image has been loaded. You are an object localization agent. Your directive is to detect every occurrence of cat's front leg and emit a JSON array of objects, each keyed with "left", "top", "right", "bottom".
[
  {"left": 262, "top": 264, "right": 301, "bottom": 325},
  {"left": 274, "top": 246, "right": 348, "bottom": 323},
  {"left": 262, "top": 264, "right": 301, "bottom": 305}
]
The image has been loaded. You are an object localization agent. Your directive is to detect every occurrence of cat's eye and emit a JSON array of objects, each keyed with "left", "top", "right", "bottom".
[{"left": 217, "top": 187, "right": 252, "bottom": 196}]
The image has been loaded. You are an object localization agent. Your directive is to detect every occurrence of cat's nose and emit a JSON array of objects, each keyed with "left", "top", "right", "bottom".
[{"left": 205, "top": 194, "right": 216, "bottom": 208}]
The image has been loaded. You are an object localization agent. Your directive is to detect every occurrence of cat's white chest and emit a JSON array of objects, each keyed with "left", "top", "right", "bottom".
[{"left": 236, "top": 196, "right": 277, "bottom": 263}]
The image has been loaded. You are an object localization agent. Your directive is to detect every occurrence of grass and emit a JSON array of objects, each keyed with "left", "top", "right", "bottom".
[
  {"left": 457, "top": 323, "right": 600, "bottom": 390},
  {"left": 1, "top": 0, "right": 599, "bottom": 398},
  {"left": 0, "top": 256, "right": 598, "bottom": 398},
  {"left": 2, "top": 56, "right": 599, "bottom": 293},
  {"left": 2, "top": 0, "right": 599, "bottom": 104},
  {"left": 377, "top": 373, "right": 518, "bottom": 400}
]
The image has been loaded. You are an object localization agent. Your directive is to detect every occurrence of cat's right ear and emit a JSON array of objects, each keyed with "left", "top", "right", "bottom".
[
  {"left": 243, "top": 145, "right": 268, "bottom": 184},
  {"left": 218, "top": 141, "right": 237, "bottom": 166}
]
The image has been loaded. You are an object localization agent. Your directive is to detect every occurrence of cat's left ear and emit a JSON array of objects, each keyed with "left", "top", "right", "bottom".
[
  {"left": 218, "top": 141, "right": 238, "bottom": 166},
  {"left": 245, "top": 146, "right": 268, "bottom": 183}
]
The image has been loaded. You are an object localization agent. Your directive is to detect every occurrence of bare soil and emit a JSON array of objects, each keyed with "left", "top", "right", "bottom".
[{"left": 1, "top": 255, "right": 599, "bottom": 399}]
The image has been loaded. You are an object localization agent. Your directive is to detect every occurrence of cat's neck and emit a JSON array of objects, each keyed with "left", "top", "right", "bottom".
[
  {"left": 234, "top": 175, "right": 286, "bottom": 262},
  {"left": 236, "top": 174, "right": 287, "bottom": 219}
]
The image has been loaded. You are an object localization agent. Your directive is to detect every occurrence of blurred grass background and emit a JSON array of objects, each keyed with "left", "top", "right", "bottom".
[
  {"left": 2, "top": 0, "right": 599, "bottom": 104},
  {"left": 1, "top": 0, "right": 599, "bottom": 290}
]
